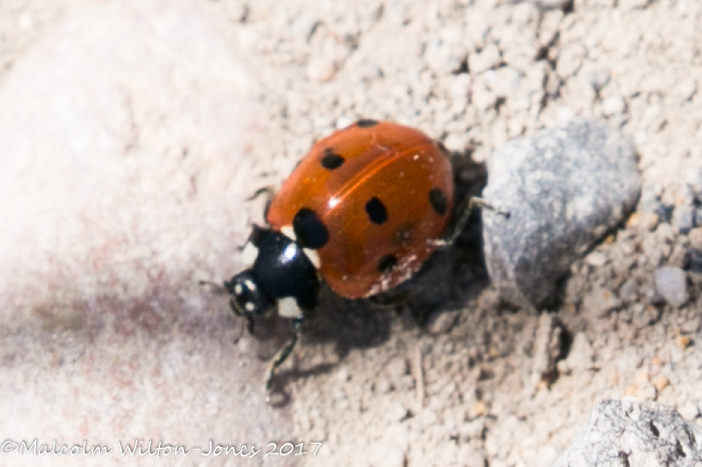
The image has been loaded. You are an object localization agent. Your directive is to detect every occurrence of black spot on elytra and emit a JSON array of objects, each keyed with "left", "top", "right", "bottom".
[
  {"left": 377, "top": 254, "right": 397, "bottom": 274},
  {"left": 429, "top": 188, "right": 448, "bottom": 216},
  {"left": 365, "top": 197, "right": 388, "bottom": 224},
  {"left": 356, "top": 119, "right": 378, "bottom": 128},
  {"left": 292, "top": 208, "right": 329, "bottom": 249},
  {"left": 321, "top": 149, "right": 345, "bottom": 170}
]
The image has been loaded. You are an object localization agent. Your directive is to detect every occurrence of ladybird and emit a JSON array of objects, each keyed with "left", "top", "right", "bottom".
[{"left": 224, "top": 119, "right": 481, "bottom": 392}]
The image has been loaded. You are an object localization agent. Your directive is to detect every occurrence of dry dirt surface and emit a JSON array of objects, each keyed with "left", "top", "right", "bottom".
[{"left": 1, "top": 0, "right": 701, "bottom": 466}]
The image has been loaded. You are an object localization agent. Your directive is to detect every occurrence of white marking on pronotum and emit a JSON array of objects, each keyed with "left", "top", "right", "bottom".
[
  {"left": 281, "top": 243, "right": 297, "bottom": 263},
  {"left": 303, "top": 248, "right": 321, "bottom": 269},
  {"left": 277, "top": 297, "right": 299, "bottom": 318},
  {"left": 281, "top": 225, "right": 296, "bottom": 241},
  {"left": 245, "top": 302, "right": 255, "bottom": 312},
  {"left": 234, "top": 284, "right": 243, "bottom": 295},
  {"left": 241, "top": 242, "right": 259, "bottom": 266}
]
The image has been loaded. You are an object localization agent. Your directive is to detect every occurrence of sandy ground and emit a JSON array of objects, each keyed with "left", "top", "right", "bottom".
[{"left": 0, "top": 0, "right": 701, "bottom": 466}]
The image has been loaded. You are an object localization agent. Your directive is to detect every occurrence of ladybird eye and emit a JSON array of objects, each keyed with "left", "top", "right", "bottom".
[
  {"left": 377, "top": 254, "right": 398, "bottom": 274},
  {"left": 292, "top": 208, "right": 329, "bottom": 249},
  {"left": 429, "top": 188, "right": 448, "bottom": 216},
  {"left": 356, "top": 119, "right": 378, "bottom": 128},
  {"left": 365, "top": 197, "right": 388, "bottom": 224},
  {"left": 321, "top": 149, "right": 345, "bottom": 170}
]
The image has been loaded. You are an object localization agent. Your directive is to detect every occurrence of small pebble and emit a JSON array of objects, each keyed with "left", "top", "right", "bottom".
[
  {"left": 686, "top": 167, "right": 702, "bottom": 195},
  {"left": 673, "top": 204, "right": 695, "bottom": 234},
  {"left": 448, "top": 73, "right": 472, "bottom": 98},
  {"left": 678, "top": 401, "right": 700, "bottom": 420},
  {"left": 375, "top": 378, "right": 392, "bottom": 394},
  {"left": 335, "top": 115, "right": 353, "bottom": 129},
  {"left": 387, "top": 401, "right": 408, "bottom": 422},
  {"left": 583, "top": 287, "right": 622, "bottom": 316},
  {"left": 683, "top": 248, "right": 702, "bottom": 273},
  {"left": 336, "top": 368, "right": 350, "bottom": 381},
  {"left": 653, "top": 375, "right": 669, "bottom": 393},
  {"left": 631, "top": 303, "right": 661, "bottom": 328},
  {"left": 537, "top": 445, "right": 560, "bottom": 467},
  {"left": 443, "top": 132, "right": 470, "bottom": 152},
  {"left": 602, "top": 95, "right": 626, "bottom": 116},
  {"left": 386, "top": 357, "right": 409, "bottom": 379},
  {"left": 618, "top": 278, "right": 638, "bottom": 302},
  {"left": 417, "top": 408, "right": 439, "bottom": 431},
  {"left": 674, "top": 79, "right": 698, "bottom": 102},
  {"left": 655, "top": 204, "right": 675, "bottom": 223},
  {"left": 557, "top": 332, "right": 595, "bottom": 373},
  {"left": 625, "top": 382, "right": 657, "bottom": 400},
  {"left": 627, "top": 211, "right": 659, "bottom": 231},
  {"left": 469, "top": 43, "right": 501, "bottom": 74},
  {"left": 306, "top": 57, "right": 336, "bottom": 82},
  {"left": 638, "top": 184, "right": 661, "bottom": 211},
  {"left": 585, "top": 251, "right": 607, "bottom": 267},
  {"left": 676, "top": 335, "right": 692, "bottom": 349},
  {"left": 653, "top": 266, "right": 688, "bottom": 307},
  {"left": 473, "top": 401, "right": 488, "bottom": 417},
  {"left": 426, "top": 310, "right": 459, "bottom": 334}
]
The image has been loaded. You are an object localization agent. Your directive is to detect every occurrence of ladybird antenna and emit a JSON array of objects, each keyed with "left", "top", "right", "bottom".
[
  {"left": 232, "top": 316, "right": 246, "bottom": 344},
  {"left": 198, "top": 280, "right": 228, "bottom": 295}
]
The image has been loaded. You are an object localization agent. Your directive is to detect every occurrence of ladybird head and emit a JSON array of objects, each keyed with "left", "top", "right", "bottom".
[{"left": 224, "top": 269, "right": 276, "bottom": 318}]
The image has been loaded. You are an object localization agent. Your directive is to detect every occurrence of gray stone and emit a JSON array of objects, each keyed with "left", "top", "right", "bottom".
[
  {"left": 618, "top": 278, "right": 639, "bottom": 302},
  {"left": 654, "top": 266, "right": 689, "bottom": 307},
  {"left": 673, "top": 204, "right": 695, "bottom": 235},
  {"left": 482, "top": 119, "right": 641, "bottom": 308},
  {"left": 553, "top": 399, "right": 702, "bottom": 467}
]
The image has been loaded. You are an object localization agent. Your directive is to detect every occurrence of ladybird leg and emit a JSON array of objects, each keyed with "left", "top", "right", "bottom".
[
  {"left": 246, "top": 186, "right": 275, "bottom": 222},
  {"left": 265, "top": 315, "right": 304, "bottom": 394},
  {"left": 368, "top": 290, "right": 409, "bottom": 309},
  {"left": 246, "top": 186, "right": 275, "bottom": 202},
  {"left": 429, "top": 197, "right": 510, "bottom": 248}
]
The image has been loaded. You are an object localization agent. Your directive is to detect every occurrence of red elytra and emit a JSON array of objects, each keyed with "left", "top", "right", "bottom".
[{"left": 266, "top": 119, "right": 455, "bottom": 298}]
